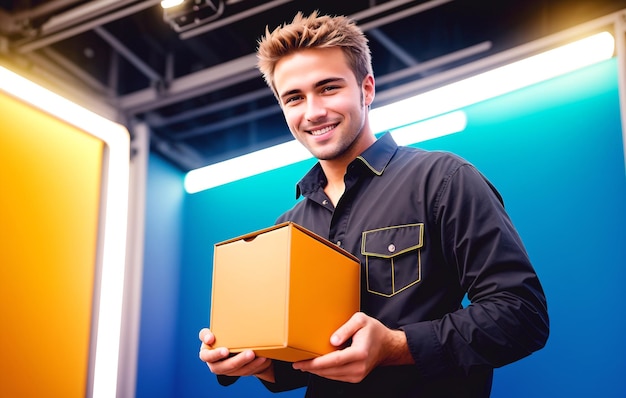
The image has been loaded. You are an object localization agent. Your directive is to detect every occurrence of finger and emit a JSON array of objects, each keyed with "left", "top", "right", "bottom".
[
  {"left": 229, "top": 351, "right": 270, "bottom": 376},
  {"left": 293, "top": 348, "right": 350, "bottom": 371},
  {"left": 330, "top": 312, "right": 367, "bottom": 347},
  {"left": 209, "top": 350, "right": 266, "bottom": 376},
  {"left": 225, "top": 350, "right": 256, "bottom": 368},
  {"left": 294, "top": 354, "right": 362, "bottom": 382},
  {"left": 294, "top": 348, "right": 371, "bottom": 384},
  {"left": 198, "top": 328, "right": 215, "bottom": 345},
  {"left": 199, "top": 346, "right": 229, "bottom": 363}
]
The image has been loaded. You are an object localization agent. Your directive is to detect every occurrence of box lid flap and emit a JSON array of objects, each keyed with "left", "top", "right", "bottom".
[{"left": 215, "top": 221, "right": 360, "bottom": 264}]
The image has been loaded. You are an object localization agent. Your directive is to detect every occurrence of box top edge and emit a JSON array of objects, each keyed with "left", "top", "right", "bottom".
[{"left": 214, "top": 222, "right": 360, "bottom": 264}]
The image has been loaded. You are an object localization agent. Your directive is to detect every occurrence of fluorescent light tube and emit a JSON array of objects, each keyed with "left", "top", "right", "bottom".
[
  {"left": 184, "top": 111, "right": 467, "bottom": 193},
  {"left": 370, "top": 31, "right": 615, "bottom": 132},
  {"left": 390, "top": 110, "right": 467, "bottom": 146}
]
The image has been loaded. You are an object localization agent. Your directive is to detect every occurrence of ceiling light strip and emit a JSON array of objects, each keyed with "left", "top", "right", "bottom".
[
  {"left": 183, "top": 111, "right": 467, "bottom": 193},
  {"left": 370, "top": 31, "right": 614, "bottom": 132}
]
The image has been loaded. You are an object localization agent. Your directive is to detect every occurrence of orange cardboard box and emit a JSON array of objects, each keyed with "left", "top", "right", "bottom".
[{"left": 210, "top": 222, "right": 361, "bottom": 362}]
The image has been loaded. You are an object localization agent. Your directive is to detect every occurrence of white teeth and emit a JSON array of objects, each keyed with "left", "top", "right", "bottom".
[{"left": 310, "top": 125, "right": 334, "bottom": 136}]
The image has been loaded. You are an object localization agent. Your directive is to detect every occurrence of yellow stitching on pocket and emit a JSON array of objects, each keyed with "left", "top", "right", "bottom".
[{"left": 362, "top": 224, "right": 423, "bottom": 297}]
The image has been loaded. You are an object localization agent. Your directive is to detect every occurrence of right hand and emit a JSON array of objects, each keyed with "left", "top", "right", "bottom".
[{"left": 198, "top": 328, "right": 275, "bottom": 381}]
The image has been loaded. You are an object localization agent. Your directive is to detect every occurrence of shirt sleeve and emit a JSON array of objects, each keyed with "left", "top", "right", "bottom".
[
  {"left": 216, "top": 361, "right": 308, "bottom": 392},
  {"left": 402, "top": 163, "right": 549, "bottom": 379}
]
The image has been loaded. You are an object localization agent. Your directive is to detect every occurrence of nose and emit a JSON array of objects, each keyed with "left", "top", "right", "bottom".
[{"left": 304, "top": 95, "right": 327, "bottom": 122}]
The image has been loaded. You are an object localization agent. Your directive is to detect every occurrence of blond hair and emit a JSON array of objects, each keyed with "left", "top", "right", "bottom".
[{"left": 257, "top": 11, "right": 373, "bottom": 98}]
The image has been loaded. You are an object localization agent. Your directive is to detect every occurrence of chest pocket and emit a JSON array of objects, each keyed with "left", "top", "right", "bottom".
[{"left": 361, "top": 223, "right": 424, "bottom": 297}]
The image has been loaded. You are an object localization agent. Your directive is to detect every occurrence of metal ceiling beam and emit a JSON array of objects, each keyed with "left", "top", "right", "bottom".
[
  {"left": 357, "top": 0, "right": 453, "bottom": 30},
  {"left": 175, "top": 104, "right": 282, "bottom": 139},
  {"left": 4, "top": 0, "right": 85, "bottom": 34},
  {"left": 9, "top": 0, "right": 85, "bottom": 20},
  {"left": 180, "top": 0, "right": 454, "bottom": 40},
  {"left": 145, "top": 86, "right": 272, "bottom": 127},
  {"left": 179, "top": 0, "right": 295, "bottom": 40},
  {"left": 368, "top": 28, "right": 419, "bottom": 67},
  {"left": 41, "top": 0, "right": 140, "bottom": 35},
  {"left": 14, "top": 0, "right": 162, "bottom": 53},
  {"left": 118, "top": 0, "right": 454, "bottom": 115},
  {"left": 19, "top": 50, "right": 106, "bottom": 95},
  {"left": 118, "top": 53, "right": 261, "bottom": 113},
  {"left": 375, "top": 41, "right": 492, "bottom": 86},
  {"left": 94, "top": 26, "right": 162, "bottom": 82}
]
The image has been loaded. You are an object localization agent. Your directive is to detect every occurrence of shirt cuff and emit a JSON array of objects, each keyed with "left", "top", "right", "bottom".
[
  {"left": 401, "top": 321, "right": 451, "bottom": 380},
  {"left": 216, "top": 375, "right": 239, "bottom": 386},
  {"left": 260, "top": 360, "right": 308, "bottom": 392}
]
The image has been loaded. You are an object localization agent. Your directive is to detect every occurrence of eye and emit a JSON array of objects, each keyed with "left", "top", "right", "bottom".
[
  {"left": 322, "top": 85, "right": 340, "bottom": 93},
  {"left": 283, "top": 94, "right": 303, "bottom": 105}
]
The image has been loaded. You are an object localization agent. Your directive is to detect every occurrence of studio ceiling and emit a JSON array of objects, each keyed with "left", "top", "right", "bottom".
[{"left": 1, "top": 0, "right": 625, "bottom": 171}]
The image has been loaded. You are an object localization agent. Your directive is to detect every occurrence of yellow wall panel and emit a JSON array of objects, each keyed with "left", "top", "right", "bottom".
[{"left": 0, "top": 90, "right": 104, "bottom": 397}]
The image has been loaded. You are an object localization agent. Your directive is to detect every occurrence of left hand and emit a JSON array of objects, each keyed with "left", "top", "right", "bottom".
[{"left": 292, "top": 312, "right": 414, "bottom": 383}]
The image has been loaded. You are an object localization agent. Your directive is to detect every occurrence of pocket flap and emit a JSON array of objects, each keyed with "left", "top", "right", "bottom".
[{"left": 361, "top": 223, "right": 424, "bottom": 258}]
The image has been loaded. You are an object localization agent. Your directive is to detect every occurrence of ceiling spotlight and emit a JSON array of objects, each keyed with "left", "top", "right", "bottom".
[
  {"left": 160, "top": 0, "right": 184, "bottom": 8},
  {"left": 162, "top": 0, "right": 225, "bottom": 32}
]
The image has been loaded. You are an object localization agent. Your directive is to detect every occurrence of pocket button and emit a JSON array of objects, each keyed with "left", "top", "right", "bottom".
[{"left": 388, "top": 243, "right": 396, "bottom": 253}]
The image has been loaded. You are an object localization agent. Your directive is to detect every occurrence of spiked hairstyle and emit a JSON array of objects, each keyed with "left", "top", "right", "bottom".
[{"left": 256, "top": 11, "right": 373, "bottom": 99}]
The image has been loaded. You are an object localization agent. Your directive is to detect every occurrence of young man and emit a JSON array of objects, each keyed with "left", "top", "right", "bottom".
[{"left": 199, "top": 11, "right": 549, "bottom": 397}]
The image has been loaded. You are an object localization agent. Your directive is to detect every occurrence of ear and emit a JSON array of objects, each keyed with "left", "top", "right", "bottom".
[{"left": 362, "top": 74, "right": 375, "bottom": 107}]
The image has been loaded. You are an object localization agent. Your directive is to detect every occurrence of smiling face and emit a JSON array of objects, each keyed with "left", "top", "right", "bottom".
[{"left": 273, "top": 47, "right": 376, "bottom": 164}]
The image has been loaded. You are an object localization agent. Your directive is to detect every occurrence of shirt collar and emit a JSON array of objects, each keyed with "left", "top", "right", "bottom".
[{"left": 295, "top": 132, "right": 398, "bottom": 198}]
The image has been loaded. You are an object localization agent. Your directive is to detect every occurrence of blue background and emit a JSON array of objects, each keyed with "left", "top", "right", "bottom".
[{"left": 136, "top": 58, "right": 626, "bottom": 397}]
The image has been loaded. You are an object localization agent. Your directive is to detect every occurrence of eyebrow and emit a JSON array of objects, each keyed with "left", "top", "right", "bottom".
[{"left": 278, "top": 77, "right": 347, "bottom": 101}]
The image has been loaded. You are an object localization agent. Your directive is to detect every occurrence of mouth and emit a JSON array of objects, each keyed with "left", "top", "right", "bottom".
[{"left": 307, "top": 124, "right": 337, "bottom": 136}]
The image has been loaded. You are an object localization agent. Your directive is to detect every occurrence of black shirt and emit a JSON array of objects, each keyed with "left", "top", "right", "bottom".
[{"left": 222, "top": 133, "right": 549, "bottom": 397}]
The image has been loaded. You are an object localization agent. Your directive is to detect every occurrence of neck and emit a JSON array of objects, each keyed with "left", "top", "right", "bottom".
[
  {"left": 320, "top": 129, "right": 376, "bottom": 205},
  {"left": 323, "top": 179, "right": 345, "bottom": 206},
  {"left": 320, "top": 158, "right": 347, "bottom": 205}
]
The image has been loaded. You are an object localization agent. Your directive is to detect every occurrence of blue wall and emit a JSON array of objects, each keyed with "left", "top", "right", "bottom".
[
  {"left": 138, "top": 58, "right": 626, "bottom": 397},
  {"left": 136, "top": 154, "right": 185, "bottom": 398}
]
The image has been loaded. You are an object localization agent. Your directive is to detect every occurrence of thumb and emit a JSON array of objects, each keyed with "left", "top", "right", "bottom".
[{"left": 330, "top": 312, "right": 367, "bottom": 347}]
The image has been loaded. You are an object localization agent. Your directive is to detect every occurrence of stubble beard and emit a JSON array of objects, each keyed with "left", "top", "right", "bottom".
[{"left": 307, "top": 103, "right": 367, "bottom": 161}]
